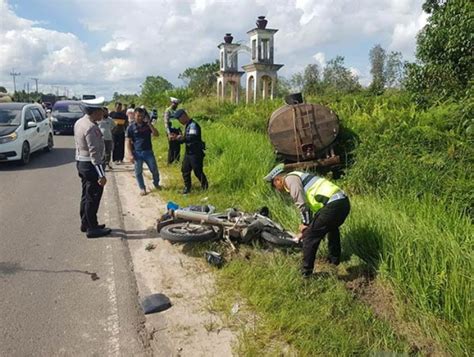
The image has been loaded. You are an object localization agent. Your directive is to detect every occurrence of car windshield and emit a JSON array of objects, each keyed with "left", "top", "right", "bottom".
[
  {"left": 0, "top": 108, "right": 21, "bottom": 125},
  {"left": 52, "top": 103, "right": 84, "bottom": 114}
]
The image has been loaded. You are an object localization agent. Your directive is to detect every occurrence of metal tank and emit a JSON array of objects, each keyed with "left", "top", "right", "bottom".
[{"left": 268, "top": 96, "right": 340, "bottom": 164}]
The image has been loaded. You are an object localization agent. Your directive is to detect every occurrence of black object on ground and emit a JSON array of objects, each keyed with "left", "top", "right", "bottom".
[
  {"left": 284, "top": 92, "right": 304, "bottom": 105},
  {"left": 205, "top": 251, "right": 224, "bottom": 268},
  {"left": 141, "top": 293, "right": 172, "bottom": 314}
]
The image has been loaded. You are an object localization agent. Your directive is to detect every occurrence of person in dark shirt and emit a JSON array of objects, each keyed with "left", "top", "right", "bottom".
[
  {"left": 172, "top": 109, "right": 208, "bottom": 194},
  {"left": 110, "top": 102, "right": 128, "bottom": 163},
  {"left": 126, "top": 107, "right": 161, "bottom": 195}
]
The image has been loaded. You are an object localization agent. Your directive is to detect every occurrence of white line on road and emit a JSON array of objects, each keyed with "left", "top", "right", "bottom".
[{"left": 103, "top": 194, "right": 120, "bottom": 357}]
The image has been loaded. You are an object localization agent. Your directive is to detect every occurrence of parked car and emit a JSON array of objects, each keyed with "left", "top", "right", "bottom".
[
  {"left": 0, "top": 102, "right": 54, "bottom": 165},
  {"left": 51, "top": 100, "right": 85, "bottom": 134}
]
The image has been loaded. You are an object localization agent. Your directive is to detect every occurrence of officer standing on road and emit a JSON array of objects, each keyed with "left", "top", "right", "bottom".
[
  {"left": 164, "top": 97, "right": 181, "bottom": 164},
  {"left": 172, "top": 109, "right": 208, "bottom": 194},
  {"left": 74, "top": 97, "right": 112, "bottom": 238},
  {"left": 265, "top": 164, "right": 350, "bottom": 278}
]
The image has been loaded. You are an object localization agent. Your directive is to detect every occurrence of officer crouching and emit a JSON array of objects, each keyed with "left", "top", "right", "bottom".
[{"left": 74, "top": 97, "right": 112, "bottom": 238}]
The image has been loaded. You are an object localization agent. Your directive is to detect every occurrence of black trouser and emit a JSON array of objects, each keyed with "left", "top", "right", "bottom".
[
  {"left": 302, "top": 197, "right": 350, "bottom": 273},
  {"left": 77, "top": 161, "right": 104, "bottom": 230},
  {"left": 112, "top": 132, "right": 125, "bottom": 161},
  {"left": 182, "top": 153, "right": 208, "bottom": 190},
  {"left": 167, "top": 139, "right": 181, "bottom": 164}
]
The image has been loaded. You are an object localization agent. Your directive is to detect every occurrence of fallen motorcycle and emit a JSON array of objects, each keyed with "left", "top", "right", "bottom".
[{"left": 157, "top": 207, "right": 300, "bottom": 249}]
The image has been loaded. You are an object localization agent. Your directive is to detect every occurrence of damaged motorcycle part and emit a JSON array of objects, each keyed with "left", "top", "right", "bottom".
[
  {"left": 159, "top": 222, "right": 219, "bottom": 243},
  {"left": 261, "top": 227, "right": 300, "bottom": 247}
]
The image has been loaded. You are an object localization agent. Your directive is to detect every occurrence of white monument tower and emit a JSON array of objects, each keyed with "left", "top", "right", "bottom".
[
  {"left": 242, "top": 16, "right": 283, "bottom": 103},
  {"left": 216, "top": 33, "right": 244, "bottom": 103}
]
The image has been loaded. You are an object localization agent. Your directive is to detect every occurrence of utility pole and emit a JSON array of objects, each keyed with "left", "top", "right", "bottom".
[
  {"left": 10, "top": 69, "right": 21, "bottom": 93},
  {"left": 31, "top": 77, "right": 39, "bottom": 92}
]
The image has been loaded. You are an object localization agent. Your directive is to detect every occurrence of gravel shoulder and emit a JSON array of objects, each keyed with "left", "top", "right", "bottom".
[{"left": 111, "top": 162, "right": 235, "bottom": 356}]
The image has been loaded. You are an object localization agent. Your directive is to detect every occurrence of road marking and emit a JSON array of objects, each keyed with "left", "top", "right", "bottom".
[
  {"left": 105, "top": 244, "right": 120, "bottom": 357},
  {"left": 103, "top": 195, "right": 120, "bottom": 357}
]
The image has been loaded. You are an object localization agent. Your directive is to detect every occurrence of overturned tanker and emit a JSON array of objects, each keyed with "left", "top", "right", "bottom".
[{"left": 268, "top": 94, "right": 340, "bottom": 168}]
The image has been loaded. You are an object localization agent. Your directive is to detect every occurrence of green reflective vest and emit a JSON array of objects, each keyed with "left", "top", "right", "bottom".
[{"left": 286, "top": 171, "right": 341, "bottom": 213}]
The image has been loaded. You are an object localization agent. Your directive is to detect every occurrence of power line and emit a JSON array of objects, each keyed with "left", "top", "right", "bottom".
[{"left": 10, "top": 69, "right": 21, "bottom": 93}]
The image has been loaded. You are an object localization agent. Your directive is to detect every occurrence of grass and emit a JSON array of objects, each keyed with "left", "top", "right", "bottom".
[{"left": 150, "top": 92, "right": 473, "bottom": 355}]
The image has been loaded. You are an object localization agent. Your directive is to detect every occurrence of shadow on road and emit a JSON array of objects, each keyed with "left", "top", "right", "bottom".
[
  {"left": 0, "top": 261, "right": 100, "bottom": 281},
  {"left": 0, "top": 147, "right": 75, "bottom": 171},
  {"left": 102, "top": 228, "right": 160, "bottom": 240}
]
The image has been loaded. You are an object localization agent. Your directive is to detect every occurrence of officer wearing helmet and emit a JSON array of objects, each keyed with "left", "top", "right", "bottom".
[
  {"left": 265, "top": 164, "right": 350, "bottom": 278},
  {"left": 74, "top": 97, "right": 112, "bottom": 238}
]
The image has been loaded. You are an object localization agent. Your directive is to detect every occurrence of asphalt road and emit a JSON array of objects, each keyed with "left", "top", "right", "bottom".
[{"left": 0, "top": 136, "right": 147, "bottom": 356}]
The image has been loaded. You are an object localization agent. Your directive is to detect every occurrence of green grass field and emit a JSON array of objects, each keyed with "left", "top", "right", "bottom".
[{"left": 151, "top": 93, "right": 473, "bottom": 355}]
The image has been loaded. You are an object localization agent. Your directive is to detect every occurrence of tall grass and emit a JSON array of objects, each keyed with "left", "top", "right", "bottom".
[{"left": 152, "top": 92, "right": 473, "bottom": 354}]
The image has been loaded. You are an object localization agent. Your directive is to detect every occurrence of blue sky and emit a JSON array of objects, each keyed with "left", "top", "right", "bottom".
[{"left": 0, "top": 0, "right": 427, "bottom": 99}]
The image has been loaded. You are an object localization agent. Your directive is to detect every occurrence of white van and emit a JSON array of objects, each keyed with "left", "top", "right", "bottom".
[{"left": 0, "top": 102, "right": 54, "bottom": 165}]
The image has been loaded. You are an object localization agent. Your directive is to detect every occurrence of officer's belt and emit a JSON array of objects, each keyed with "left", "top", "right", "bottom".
[
  {"left": 76, "top": 155, "right": 92, "bottom": 162},
  {"left": 327, "top": 191, "right": 347, "bottom": 204}
]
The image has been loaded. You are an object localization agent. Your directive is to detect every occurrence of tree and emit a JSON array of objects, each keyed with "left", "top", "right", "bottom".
[
  {"left": 290, "top": 64, "right": 322, "bottom": 95},
  {"left": 384, "top": 51, "right": 405, "bottom": 89},
  {"left": 406, "top": 0, "right": 473, "bottom": 102},
  {"left": 303, "top": 64, "right": 321, "bottom": 95},
  {"left": 290, "top": 72, "right": 304, "bottom": 92},
  {"left": 141, "top": 75, "right": 174, "bottom": 106},
  {"left": 0, "top": 86, "right": 7, "bottom": 93},
  {"left": 321, "top": 56, "right": 361, "bottom": 94},
  {"left": 178, "top": 60, "right": 219, "bottom": 96},
  {"left": 369, "top": 44, "right": 386, "bottom": 93}
]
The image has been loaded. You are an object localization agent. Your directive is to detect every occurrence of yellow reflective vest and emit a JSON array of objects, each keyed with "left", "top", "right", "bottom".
[{"left": 286, "top": 171, "right": 341, "bottom": 213}]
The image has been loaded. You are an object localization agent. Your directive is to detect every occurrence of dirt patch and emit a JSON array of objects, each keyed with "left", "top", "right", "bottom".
[
  {"left": 344, "top": 271, "right": 447, "bottom": 356},
  {"left": 112, "top": 162, "right": 235, "bottom": 356}
]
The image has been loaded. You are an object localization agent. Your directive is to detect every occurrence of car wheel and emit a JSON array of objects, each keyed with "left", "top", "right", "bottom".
[
  {"left": 20, "top": 141, "right": 30, "bottom": 165},
  {"left": 44, "top": 134, "right": 54, "bottom": 152}
]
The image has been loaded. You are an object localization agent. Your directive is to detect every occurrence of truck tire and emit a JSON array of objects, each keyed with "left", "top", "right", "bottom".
[{"left": 160, "top": 223, "right": 218, "bottom": 243}]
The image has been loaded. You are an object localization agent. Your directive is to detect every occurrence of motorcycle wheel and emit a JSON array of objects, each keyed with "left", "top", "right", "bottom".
[
  {"left": 160, "top": 223, "right": 219, "bottom": 243},
  {"left": 261, "top": 227, "right": 300, "bottom": 247}
]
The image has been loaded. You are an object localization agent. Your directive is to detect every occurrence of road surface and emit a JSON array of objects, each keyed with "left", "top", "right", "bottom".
[{"left": 0, "top": 136, "right": 148, "bottom": 356}]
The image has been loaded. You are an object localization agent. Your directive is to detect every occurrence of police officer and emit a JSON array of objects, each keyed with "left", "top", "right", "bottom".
[
  {"left": 172, "top": 109, "right": 208, "bottom": 194},
  {"left": 164, "top": 97, "right": 181, "bottom": 164},
  {"left": 74, "top": 97, "right": 112, "bottom": 238},
  {"left": 265, "top": 164, "right": 350, "bottom": 278}
]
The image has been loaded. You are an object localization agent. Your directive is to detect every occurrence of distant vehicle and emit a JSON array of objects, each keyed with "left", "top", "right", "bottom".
[
  {"left": 50, "top": 100, "right": 85, "bottom": 135},
  {"left": 0, "top": 102, "right": 54, "bottom": 165},
  {"left": 82, "top": 95, "right": 96, "bottom": 100}
]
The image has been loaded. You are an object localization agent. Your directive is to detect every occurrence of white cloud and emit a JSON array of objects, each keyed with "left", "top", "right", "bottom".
[
  {"left": 0, "top": 0, "right": 427, "bottom": 98},
  {"left": 313, "top": 52, "right": 326, "bottom": 68},
  {"left": 389, "top": 11, "right": 429, "bottom": 56}
]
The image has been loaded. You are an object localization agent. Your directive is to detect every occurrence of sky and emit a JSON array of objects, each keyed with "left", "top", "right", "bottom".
[{"left": 0, "top": 0, "right": 428, "bottom": 99}]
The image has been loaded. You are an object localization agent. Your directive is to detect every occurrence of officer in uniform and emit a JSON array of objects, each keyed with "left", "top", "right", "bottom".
[
  {"left": 265, "top": 164, "right": 350, "bottom": 278},
  {"left": 172, "top": 109, "right": 208, "bottom": 194},
  {"left": 74, "top": 97, "right": 112, "bottom": 238},
  {"left": 164, "top": 97, "right": 181, "bottom": 164}
]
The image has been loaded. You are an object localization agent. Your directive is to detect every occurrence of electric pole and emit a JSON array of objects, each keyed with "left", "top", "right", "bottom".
[
  {"left": 10, "top": 69, "right": 21, "bottom": 93},
  {"left": 31, "top": 78, "right": 39, "bottom": 92}
]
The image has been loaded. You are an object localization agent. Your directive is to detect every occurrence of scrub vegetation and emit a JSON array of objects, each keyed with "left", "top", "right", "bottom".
[{"left": 151, "top": 92, "right": 472, "bottom": 355}]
